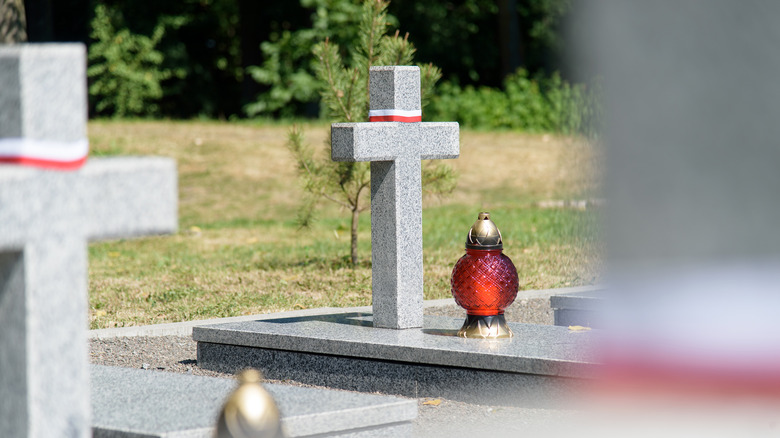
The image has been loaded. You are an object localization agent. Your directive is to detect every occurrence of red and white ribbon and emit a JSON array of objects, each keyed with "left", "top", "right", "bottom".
[
  {"left": 0, "top": 138, "right": 89, "bottom": 170},
  {"left": 368, "top": 109, "right": 422, "bottom": 122}
]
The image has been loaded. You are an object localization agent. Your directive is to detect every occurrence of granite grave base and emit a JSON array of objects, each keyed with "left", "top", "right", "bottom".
[
  {"left": 550, "top": 290, "right": 604, "bottom": 328},
  {"left": 91, "top": 365, "right": 416, "bottom": 438},
  {"left": 194, "top": 312, "right": 598, "bottom": 408}
]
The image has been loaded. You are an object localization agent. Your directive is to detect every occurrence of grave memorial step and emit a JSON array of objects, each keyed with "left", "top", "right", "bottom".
[
  {"left": 91, "top": 365, "right": 416, "bottom": 438},
  {"left": 194, "top": 312, "right": 598, "bottom": 408}
]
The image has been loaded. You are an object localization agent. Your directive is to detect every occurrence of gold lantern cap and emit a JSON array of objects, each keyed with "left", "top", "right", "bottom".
[{"left": 465, "top": 212, "right": 503, "bottom": 250}]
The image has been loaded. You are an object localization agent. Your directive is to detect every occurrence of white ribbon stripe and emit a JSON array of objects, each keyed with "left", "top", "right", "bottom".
[
  {"left": 368, "top": 109, "right": 422, "bottom": 118},
  {"left": 0, "top": 138, "right": 89, "bottom": 161}
]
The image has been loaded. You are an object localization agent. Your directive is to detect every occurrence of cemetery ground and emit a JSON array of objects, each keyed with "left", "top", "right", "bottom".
[
  {"left": 87, "top": 120, "right": 602, "bottom": 329},
  {"left": 90, "top": 335, "right": 580, "bottom": 437}
]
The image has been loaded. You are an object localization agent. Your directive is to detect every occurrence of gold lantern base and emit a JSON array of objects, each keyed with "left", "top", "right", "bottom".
[{"left": 457, "top": 314, "right": 513, "bottom": 339}]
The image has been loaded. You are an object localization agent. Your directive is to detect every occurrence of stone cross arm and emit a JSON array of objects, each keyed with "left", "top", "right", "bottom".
[
  {"left": 331, "top": 122, "right": 459, "bottom": 162},
  {"left": 0, "top": 157, "right": 177, "bottom": 248}
]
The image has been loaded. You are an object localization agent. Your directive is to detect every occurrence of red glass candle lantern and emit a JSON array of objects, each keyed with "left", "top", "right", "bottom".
[{"left": 451, "top": 212, "right": 519, "bottom": 338}]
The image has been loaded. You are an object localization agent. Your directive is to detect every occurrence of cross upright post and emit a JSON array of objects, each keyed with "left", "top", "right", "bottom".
[{"left": 331, "top": 66, "right": 459, "bottom": 329}]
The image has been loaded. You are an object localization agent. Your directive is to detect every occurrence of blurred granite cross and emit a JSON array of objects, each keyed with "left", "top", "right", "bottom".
[{"left": 0, "top": 44, "right": 177, "bottom": 438}]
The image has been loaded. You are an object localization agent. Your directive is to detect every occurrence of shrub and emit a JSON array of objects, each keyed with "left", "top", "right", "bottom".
[
  {"left": 87, "top": 4, "right": 185, "bottom": 118},
  {"left": 244, "top": 0, "right": 369, "bottom": 118},
  {"left": 428, "top": 69, "right": 601, "bottom": 137},
  {"left": 287, "top": 0, "right": 456, "bottom": 265}
]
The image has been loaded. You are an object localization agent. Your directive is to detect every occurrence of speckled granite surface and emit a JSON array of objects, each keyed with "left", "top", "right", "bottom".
[
  {"left": 91, "top": 365, "right": 416, "bottom": 438},
  {"left": 194, "top": 314, "right": 597, "bottom": 378},
  {"left": 193, "top": 313, "right": 597, "bottom": 407}
]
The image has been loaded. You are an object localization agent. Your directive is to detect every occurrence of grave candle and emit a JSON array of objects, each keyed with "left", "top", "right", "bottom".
[{"left": 451, "top": 212, "right": 519, "bottom": 338}]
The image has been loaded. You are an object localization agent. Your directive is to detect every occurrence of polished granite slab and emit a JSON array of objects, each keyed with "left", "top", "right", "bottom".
[
  {"left": 91, "top": 365, "right": 416, "bottom": 438},
  {"left": 194, "top": 313, "right": 598, "bottom": 407},
  {"left": 194, "top": 314, "right": 598, "bottom": 378}
]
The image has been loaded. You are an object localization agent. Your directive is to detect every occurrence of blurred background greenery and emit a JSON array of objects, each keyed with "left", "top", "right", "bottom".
[{"left": 16, "top": 0, "right": 598, "bottom": 133}]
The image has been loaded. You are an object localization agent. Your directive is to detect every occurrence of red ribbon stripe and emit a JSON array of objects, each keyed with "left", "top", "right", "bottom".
[{"left": 368, "top": 109, "right": 422, "bottom": 123}]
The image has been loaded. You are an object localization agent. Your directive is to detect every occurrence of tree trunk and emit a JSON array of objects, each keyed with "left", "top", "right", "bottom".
[
  {"left": 350, "top": 208, "right": 359, "bottom": 265},
  {"left": 1, "top": 0, "right": 27, "bottom": 43},
  {"left": 238, "top": 0, "right": 265, "bottom": 107},
  {"left": 497, "top": 0, "right": 523, "bottom": 79}
]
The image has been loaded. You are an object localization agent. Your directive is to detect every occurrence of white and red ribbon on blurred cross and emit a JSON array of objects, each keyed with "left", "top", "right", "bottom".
[
  {"left": 0, "top": 138, "right": 88, "bottom": 170},
  {"left": 368, "top": 109, "right": 421, "bottom": 122}
]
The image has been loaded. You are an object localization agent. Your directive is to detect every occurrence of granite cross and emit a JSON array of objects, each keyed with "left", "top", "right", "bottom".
[
  {"left": 331, "top": 66, "right": 459, "bottom": 329},
  {"left": 0, "top": 44, "right": 177, "bottom": 438}
]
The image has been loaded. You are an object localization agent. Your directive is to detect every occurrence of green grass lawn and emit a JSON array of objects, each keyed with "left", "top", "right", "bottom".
[{"left": 87, "top": 120, "right": 602, "bottom": 329}]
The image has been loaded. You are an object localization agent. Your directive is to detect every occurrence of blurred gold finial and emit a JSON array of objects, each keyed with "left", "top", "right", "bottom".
[{"left": 215, "top": 369, "right": 284, "bottom": 438}]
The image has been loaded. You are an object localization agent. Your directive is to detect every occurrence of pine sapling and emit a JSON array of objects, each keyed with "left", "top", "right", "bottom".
[{"left": 287, "top": 0, "right": 457, "bottom": 265}]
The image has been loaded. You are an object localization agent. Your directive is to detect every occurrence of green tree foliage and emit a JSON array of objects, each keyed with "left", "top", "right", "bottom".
[
  {"left": 520, "top": 0, "right": 572, "bottom": 60},
  {"left": 83, "top": 0, "right": 246, "bottom": 118},
  {"left": 288, "top": 0, "right": 457, "bottom": 265},
  {"left": 388, "top": 0, "right": 499, "bottom": 85},
  {"left": 245, "top": 0, "right": 583, "bottom": 126},
  {"left": 244, "top": 0, "right": 366, "bottom": 117},
  {"left": 76, "top": 0, "right": 578, "bottom": 120},
  {"left": 153, "top": 0, "right": 240, "bottom": 117},
  {"left": 428, "top": 69, "right": 600, "bottom": 137},
  {"left": 389, "top": 0, "right": 572, "bottom": 86},
  {"left": 87, "top": 4, "right": 185, "bottom": 117}
]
